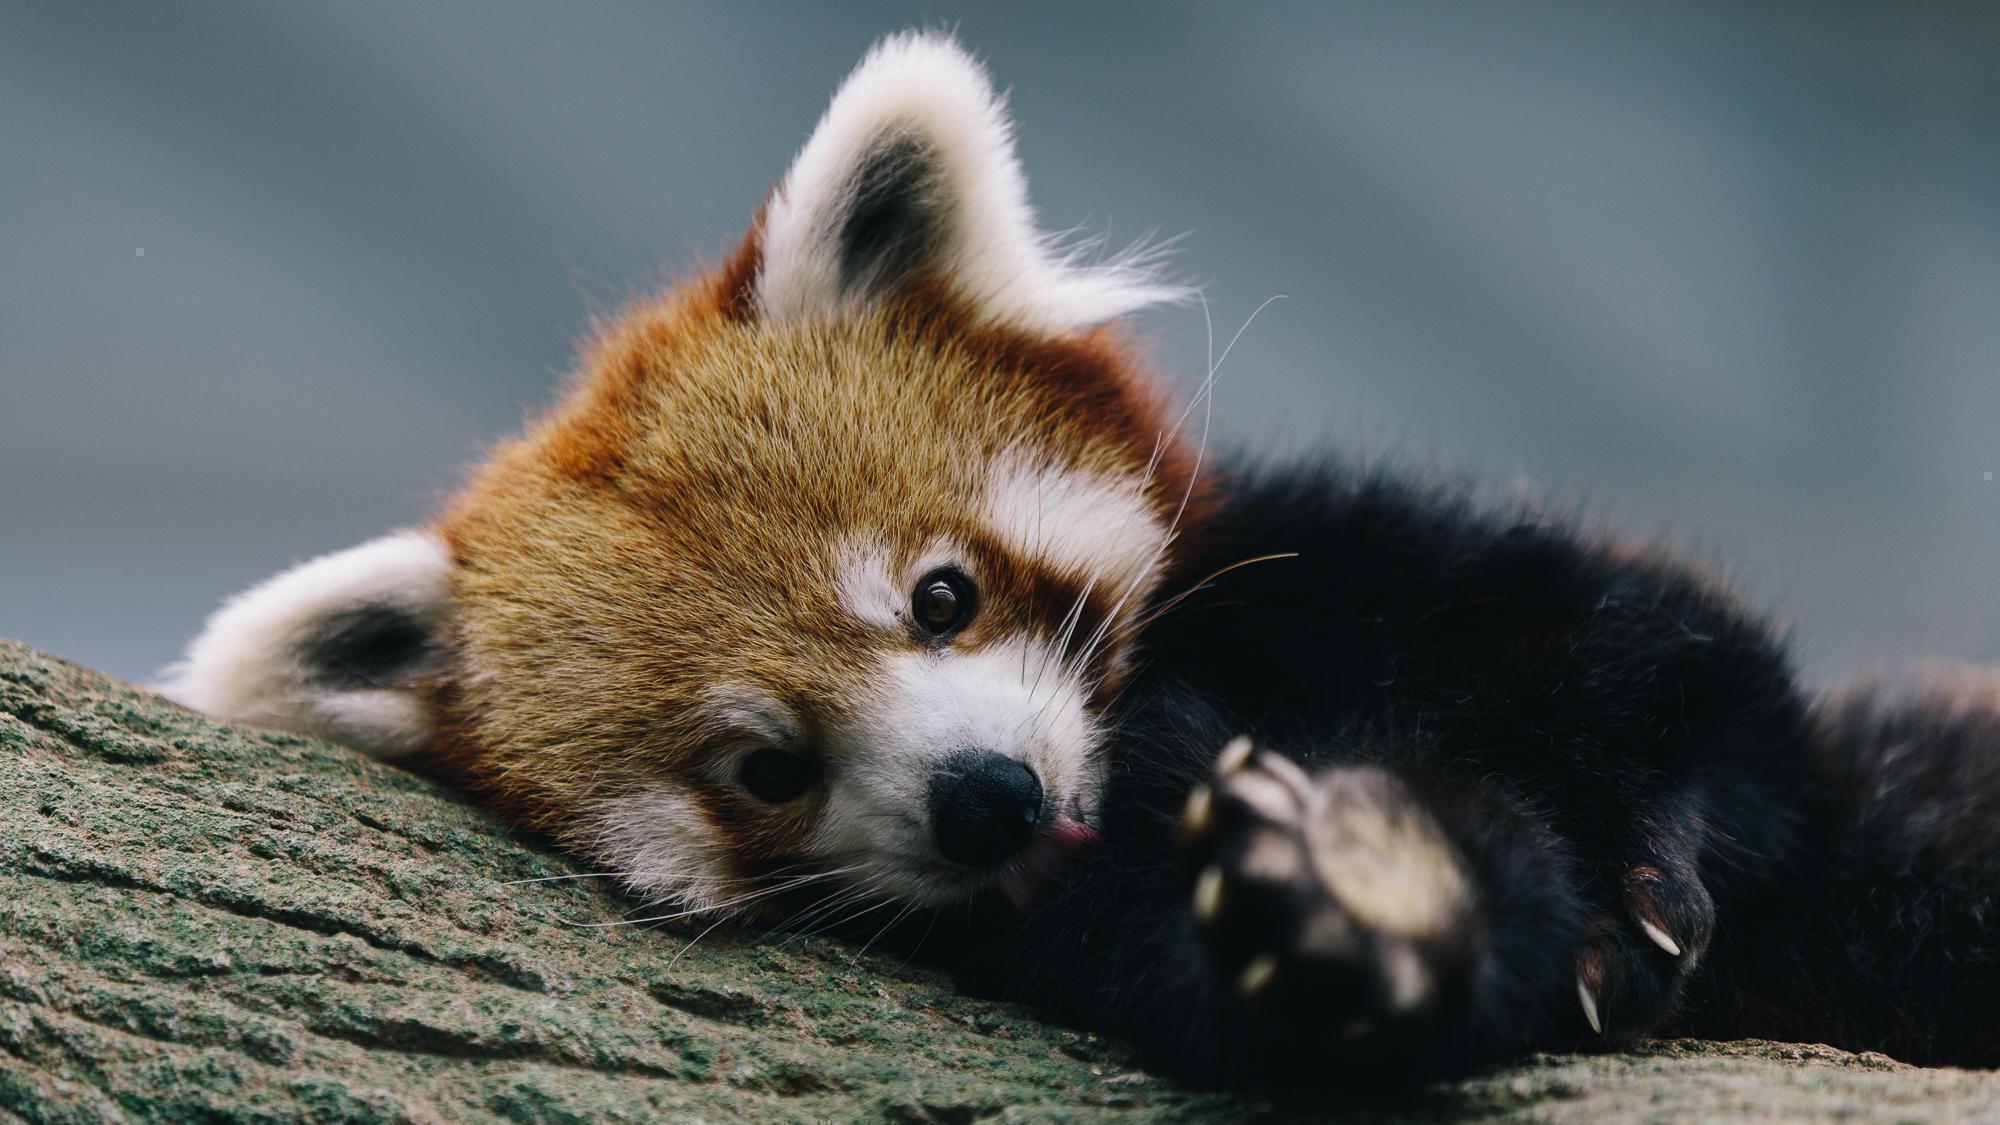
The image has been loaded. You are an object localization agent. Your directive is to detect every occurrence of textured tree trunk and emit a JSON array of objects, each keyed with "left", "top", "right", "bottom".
[{"left": 2, "top": 639, "right": 1994, "bottom": 1122}]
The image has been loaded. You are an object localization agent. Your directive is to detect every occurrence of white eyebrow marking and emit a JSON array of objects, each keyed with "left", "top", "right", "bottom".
[
  {"left": 704, "top": 684, "right": 799, "bottom": 744},
  {"left": 834, "top": 534, "right": 973, "bottom": 634},
  {"left": 834, "top": 534, "right": 902, "bottom": 631},
  {"left": 981, "top": 449, "right": 1165, "bottom": 586}
]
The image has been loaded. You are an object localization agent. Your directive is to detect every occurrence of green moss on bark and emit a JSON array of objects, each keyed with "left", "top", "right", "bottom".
[{"left": 2, "top": 639, "right": 1994, "bottom": 1122}]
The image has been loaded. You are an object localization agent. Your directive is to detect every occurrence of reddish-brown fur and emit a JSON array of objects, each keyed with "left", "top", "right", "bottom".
[{"left": 425, "top": 227, "right": 1198, "bottom": 878}]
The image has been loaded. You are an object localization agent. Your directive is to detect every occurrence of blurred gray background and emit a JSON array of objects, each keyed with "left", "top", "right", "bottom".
[{"left": 3, "top": 2, "right": 1996, "bottom": 686}]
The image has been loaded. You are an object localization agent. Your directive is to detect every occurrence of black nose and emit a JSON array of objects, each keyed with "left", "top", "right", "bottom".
[{"left": 928, "top": 752, "right": 1044, "bottom": 867}]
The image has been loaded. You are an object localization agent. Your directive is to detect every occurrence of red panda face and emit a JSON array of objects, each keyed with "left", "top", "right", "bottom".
[
  {"left": 165, "top": 33, "right": 1197, "bottom": 919},
  {"left": 439, "top": 305, "right": 1189, "bottom": 912}
]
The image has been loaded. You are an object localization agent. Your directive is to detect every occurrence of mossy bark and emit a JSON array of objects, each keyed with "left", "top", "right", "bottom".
[{"left": 2, "top": 638, "right": 1994, "bottom": 1122}]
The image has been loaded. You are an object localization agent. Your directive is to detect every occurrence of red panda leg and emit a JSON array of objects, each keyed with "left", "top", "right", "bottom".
[{"left": 1178, "top": 737, "right": 1724, "bottom": 1066}]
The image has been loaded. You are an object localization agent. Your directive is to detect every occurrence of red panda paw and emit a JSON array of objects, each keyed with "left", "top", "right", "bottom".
[
  {"left": 1573, "top": 857, "right": 1715, "bottom": 1045},
  {"left": 1178, "top": 739, "right": 1480, "bottom": 1048}
]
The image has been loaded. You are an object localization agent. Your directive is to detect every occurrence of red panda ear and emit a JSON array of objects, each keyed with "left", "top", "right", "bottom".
[
  {"left": 159, "top": 531, "right": 452, "bottom": 760},
  {"left": 754, "top": 31, "right": 1184, "bottom": 334}
]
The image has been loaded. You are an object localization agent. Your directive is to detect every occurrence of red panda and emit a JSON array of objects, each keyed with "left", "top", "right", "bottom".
[
  {"left": 168, "top": 32, "right": 1199, "bottom": 918},
  {"left": 166, "top": 32, "right": 2000, "bottom": 1088}
]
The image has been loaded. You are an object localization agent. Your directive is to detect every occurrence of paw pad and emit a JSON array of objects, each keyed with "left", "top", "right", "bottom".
[{"left": 1181, "top": 737, "right": 1477, "bottom": 1039}]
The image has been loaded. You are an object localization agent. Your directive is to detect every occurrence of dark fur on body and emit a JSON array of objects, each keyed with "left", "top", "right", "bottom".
[
  {"left": 905, "top": 458, "right": 1999, "bottom": 1085},
  {"left": 169, "top": 33, "right": 2000, "bottom": 1093},
  {"left": 1678, "top": 689, "right": 2000, "bottom": 1066}
]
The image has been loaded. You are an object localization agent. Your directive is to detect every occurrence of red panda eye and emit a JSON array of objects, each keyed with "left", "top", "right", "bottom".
[
  {"left": 739, "top": 747, "right": 822, "bottom": 803},
  {"left": 912, "top": 568, "right": 976, "bottom": 636}
]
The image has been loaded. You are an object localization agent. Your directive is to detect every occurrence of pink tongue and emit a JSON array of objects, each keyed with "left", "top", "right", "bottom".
[{"left": 998, "top": 816, "right": 1100, "bottom": 912}]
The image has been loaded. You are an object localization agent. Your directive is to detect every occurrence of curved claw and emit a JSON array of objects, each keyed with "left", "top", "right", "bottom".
[
  {"left": 1577, "top": 974, "right": 1603, "bottom": 1036},
  {"left": 1637, "top": 916, "right": 1682, "bottom": 957},
  {"left": 1238, "top": 954, "right": 1278, "bottom": 996},
  {"left": 1182, "top": 783, "right": 1213, "bottom": 836},
  {"left": 1192, "top": 865, "right": 1225, "bottom": 924}
]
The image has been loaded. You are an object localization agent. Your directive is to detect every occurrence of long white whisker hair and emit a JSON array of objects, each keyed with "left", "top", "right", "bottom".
[
  {"left": 1013, "top": 296, "right": 1282, "bottom": 762},
  {"left": 1063, "top": 294, "right": 1286, "bottom": 688},
  {"left": 765, "top": 883, "right": 860, "bottom": 938},
  {"left": 1016, "top": 567, "right": 1102, "bottom": 744},
  {"left": 668, "top": 911, "right": 739, "bottom": 970},
  {"left": 1033, "top": 568, "right": 1099, "bottom": 700},
  {"left": 560, "top": 865, "right": 860, "bottom": 929},
  {"left": 1102, "top": 551, "right": 1302, "bottom": 649},
  {"left": 776, "top": 885, "right": 897, "bottom": 946},
  {"left": 854, "top": 900, "right": 923, "bottom": 963}
]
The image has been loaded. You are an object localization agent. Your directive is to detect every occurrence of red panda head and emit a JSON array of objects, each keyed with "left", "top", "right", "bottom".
[{"left": 165, "top": 33, "right": 1200, "bottom": 916}]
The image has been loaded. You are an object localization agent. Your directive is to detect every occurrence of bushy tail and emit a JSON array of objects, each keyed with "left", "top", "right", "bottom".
[{"left": 1676, "top": 666, "right": 2000, "bottom": 1065}]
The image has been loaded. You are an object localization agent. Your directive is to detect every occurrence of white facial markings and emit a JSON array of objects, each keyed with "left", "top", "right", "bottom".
[
  {"left": 834, "top": 534, "right": 976, "bottom": 635},
  {"left": 907, "top": 539, "right": 967, "bottom": 590},
  {"left": 982, "top": 450, "right": 1167, "bottom": 595},
  {"left": 702, "top": 684, "right": 799, "bottom": 748},
  {"left": 813, "top": 635, "right": 1101, "bottom": 906},
  {"left": 815, "top": 506, "right": 1150, "bottom": 907},
  {"left": 833, "top": 535, "right": 902, "bottom": 631},
  {"left": 584, "top": 784, "right": 738, "bottom": 914}
]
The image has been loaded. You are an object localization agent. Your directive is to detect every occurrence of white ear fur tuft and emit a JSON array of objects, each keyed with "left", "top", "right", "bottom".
[
  {"left": 158, "top": 530, "right": 452, "bottom": 759},
  {"left": 756, "top": 31, "right": 1185, "bottom": 333}
]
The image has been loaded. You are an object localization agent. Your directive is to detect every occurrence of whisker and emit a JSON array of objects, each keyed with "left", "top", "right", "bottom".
[
  {"left": 770, "top": 881, "right": 873, "bottom": 938},
  {"left": 899, "top": 906, "right": 943, "bottom": 969},
  {"left": 1036, "top": 570, "right": 1098, "bottom": 699},
  {"left": 497, "top": 871, "right": 632, "bottom": 886},
  {"left": 817, "top": 894, "right": 898, "bottom": 941},
  {"left": 1065, "top": 296, "right": 1285, "bottom": 686},
  {"left": 854, "top": 901, "right": 920, "bottom": 962},
  {"left": 667, "top": 911, "right": 738, "bottom": 970},
  {"left": 778, "top": 885, "right": 887, "bottom": 945},
  {"left": 567, "top": 866, "right": 852, "bottom": 929},
  {"left": 1105, "top": 552, "right": 1301, "bottom": 643},
  {"left": 608, "top": 861, "right": 817, "bottom": 919}
]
